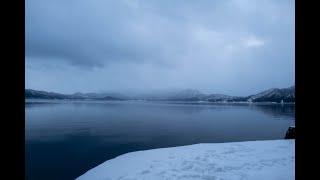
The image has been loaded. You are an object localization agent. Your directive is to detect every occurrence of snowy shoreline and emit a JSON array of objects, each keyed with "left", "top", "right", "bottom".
[{"left": 77, "top": 140, "right": 294, "bottom": 180}]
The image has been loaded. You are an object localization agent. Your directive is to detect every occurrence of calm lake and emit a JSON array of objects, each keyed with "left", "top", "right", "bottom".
[{"left": 25, "top": 100, "right": 295, "bottom": 180}]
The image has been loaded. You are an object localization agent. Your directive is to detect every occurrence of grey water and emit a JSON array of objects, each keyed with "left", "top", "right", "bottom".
[{"left": 25, "top": 100, "right": 295, "bottom": 180}]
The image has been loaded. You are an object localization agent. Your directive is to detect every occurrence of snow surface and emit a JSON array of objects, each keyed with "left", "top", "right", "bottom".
[{"left": 77, "top": 140, "right": 294, "bottom": 180}]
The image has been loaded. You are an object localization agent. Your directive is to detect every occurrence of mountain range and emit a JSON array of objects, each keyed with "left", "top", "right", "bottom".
[{"left": 25, "top": 86, "right": 295, "bottom": 103}]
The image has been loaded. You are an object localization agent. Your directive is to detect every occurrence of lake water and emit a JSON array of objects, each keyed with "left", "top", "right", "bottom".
[{"left": 25, "top": 100, "right": 295, "bottom": 180}]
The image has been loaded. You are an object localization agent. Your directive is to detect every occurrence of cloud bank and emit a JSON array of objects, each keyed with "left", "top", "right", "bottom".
[{"left": 26, "top": 0, "right": 295, "bottom": 95}]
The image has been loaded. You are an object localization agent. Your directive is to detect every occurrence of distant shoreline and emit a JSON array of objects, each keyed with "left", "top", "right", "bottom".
[
  {"left": 25, "top": 86, "right": 295, "bottom": 104},
  {"left": 25, "top": 98, "right": 295, "bottom": 105}
]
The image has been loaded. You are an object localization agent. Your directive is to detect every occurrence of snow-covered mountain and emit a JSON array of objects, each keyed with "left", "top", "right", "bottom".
[
  {"left": 25, "top": 89, "right": 75, "bottom": 99},
  {"left": 72, "top": 92, "right": 128, "bottom": 100},
  {"left": 205, "top": 94, "right": 247, "bottom": 102},
  {"left": 25, "top": 86, "right": 295, "bottom": 103},
  {"left": 25, "top": 89, "right": 125, "bottom": 100},
  {"left": 247, "top": 86, "right": 295, "bottom": 103}
]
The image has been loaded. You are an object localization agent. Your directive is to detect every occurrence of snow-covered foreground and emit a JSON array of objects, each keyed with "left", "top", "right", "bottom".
[{"left": 77, "top": 140, "right": 294, "bottom": 180}]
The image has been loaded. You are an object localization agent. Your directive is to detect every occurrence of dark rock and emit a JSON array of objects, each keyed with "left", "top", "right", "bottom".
[{"left": 284, "top": 126, "right": 295, "bottom": 139}]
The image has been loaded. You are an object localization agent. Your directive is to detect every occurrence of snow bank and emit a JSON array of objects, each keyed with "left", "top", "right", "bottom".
[{"left": 77, "top": 140, "right": 294, "bottom": 180}]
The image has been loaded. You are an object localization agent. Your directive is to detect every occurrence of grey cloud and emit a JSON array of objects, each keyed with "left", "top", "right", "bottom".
[{"left": 26, "top": 0, "right": 294, "bottom": 95}]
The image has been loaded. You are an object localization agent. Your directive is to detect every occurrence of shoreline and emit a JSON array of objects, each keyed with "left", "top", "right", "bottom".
[{"left": 25, "top": 98, "right": 295, "bottom": 105}]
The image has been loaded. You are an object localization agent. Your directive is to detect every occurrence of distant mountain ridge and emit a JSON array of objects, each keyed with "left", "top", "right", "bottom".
[
  {"left": 25, "top": 89, "right": 125, "bottom": 100},
  {"left": 247, "top": 86, "right": 295, "bottom": 103},
  {"left": 25, "top": 86, "right": 295, "bottom": 103}
]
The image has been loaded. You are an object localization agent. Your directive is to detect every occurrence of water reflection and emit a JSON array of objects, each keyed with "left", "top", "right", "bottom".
[
  {"left": 26, "top": 100, "right": 295, "bottom": 180},
  {"left": 251, "top": 104, "right": 295, "bottom": 119}
]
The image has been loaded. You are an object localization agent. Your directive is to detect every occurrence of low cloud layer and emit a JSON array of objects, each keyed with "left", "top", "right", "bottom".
[{"left": 26, "top": 0, "right": 295, "bottom": 95}]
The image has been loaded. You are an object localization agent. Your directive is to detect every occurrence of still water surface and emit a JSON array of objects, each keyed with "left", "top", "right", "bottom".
[{"left": 26, "top": 100, "right": 295, "bottom": 180}]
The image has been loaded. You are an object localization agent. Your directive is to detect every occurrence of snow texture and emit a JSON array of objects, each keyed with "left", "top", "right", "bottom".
[{"left": 77, "top": 140, "right": 294, "bottom": 180}]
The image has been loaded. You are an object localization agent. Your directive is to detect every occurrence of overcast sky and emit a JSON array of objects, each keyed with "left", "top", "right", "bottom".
[{"left": 26, "top": 0, "right": 294, "bottom": 96}]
